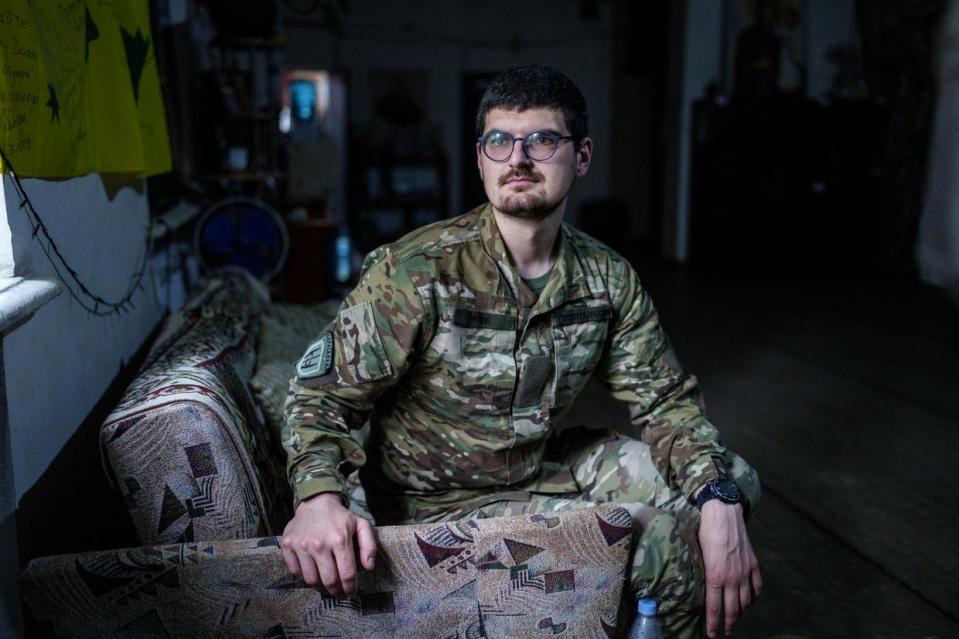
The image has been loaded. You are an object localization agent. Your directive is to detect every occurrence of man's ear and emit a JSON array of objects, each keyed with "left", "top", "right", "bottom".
[
  {"left": 476, "top": 143, "right": 485, "bottom": 179},
  {"left": 575, "top": 137, "right": 593, "bottom": 177}
]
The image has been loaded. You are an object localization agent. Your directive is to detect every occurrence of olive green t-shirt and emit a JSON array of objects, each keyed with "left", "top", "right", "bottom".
[{"left": 522, "top": 268, "right": 553, "bottom": 297}]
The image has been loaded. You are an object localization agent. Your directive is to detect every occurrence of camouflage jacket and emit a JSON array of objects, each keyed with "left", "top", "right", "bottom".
[{"left": 283, "top": 203, "right": 728, "bottom": 523}]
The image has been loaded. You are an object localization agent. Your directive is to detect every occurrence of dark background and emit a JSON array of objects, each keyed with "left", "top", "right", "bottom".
[{"left": 11, "top": 1, "right": 959, "bottom": 637}]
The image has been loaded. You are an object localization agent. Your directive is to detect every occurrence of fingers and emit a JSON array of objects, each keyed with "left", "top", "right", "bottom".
[
  {"left": 329, "top": 531, "right": 358, "bottom": 596},
  {"left": 281, "top": 530, "right": 313, "bottom": 585},
  {"left": 739, "top": 552, "right": 762, "bottom": 616},
  {"left": 723, "top": 582, "right": 741, "bottom": 636},
  {"left": 705, "top": 583, "right": 722, "bottom": 638},
  {"left": 281, "top": 530, "right": 342, "bottom": 595},
  {"left": 356, "top": 518, "right": 377, "bottom": 571},
  {"left": 280, "top": 507, "right": 377, "bottom": 599},
  {"left": 297, "top": 551, "right": 322, "bottom": 589},
  {"left": 280, "top": 543, "right": 300, "bottom": 578},
  {"left": 316, "top": 549, "right": 344, "bottom": 597},
  {"left": 751, "top": 563, "right": 764, "bottom": 599},
  {"left": 739, "top": 579, "right": 753, "bottom": 609},
  {"left": 739, "top": 555, "right": 755, "bottom": 609}
]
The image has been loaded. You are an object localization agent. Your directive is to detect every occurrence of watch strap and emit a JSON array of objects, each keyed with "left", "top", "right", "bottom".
[{"left": 695, "top": 478, "right": 742, "bottom": 510}]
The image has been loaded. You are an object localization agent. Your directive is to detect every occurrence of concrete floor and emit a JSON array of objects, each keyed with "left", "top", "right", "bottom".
[{"left": 565, "top": 262, "right": 959, "bottom": 639}]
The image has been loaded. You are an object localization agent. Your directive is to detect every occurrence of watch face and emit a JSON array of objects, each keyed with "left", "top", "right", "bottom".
[
  {"left": 715, "top": 479, "right": 742, "bottom": 503},
  {"left": 696, "top": 479, "right": 744, "bottom": 510}
]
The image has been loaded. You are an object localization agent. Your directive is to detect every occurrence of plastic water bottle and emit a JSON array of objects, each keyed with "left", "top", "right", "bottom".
[{"left": 626, "top": 597, "right": 664, "bottom": 639}]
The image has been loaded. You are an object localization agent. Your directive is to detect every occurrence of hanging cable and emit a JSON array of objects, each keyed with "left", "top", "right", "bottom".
[{"left": 0, "top": 146, "right": 154, "bottom": 317}]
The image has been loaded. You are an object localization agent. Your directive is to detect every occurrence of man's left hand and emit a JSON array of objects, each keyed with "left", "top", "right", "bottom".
[{"left": 698, "top": 501, "right": 762, "bottom": 637}]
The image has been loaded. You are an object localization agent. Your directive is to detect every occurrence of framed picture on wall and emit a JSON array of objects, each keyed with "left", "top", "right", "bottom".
[{"left": 722, "top": 0, "right": 808, "bottom": 98}]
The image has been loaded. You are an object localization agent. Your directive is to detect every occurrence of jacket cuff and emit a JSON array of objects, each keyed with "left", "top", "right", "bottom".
[
  {"left": 293, "top": 476, "right": 350, "bottom": 510},
  {"left": 682, "top": 455, "right": 727, "bottom": 504}
]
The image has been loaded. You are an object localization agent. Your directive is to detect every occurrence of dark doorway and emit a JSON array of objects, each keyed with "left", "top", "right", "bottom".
[
  {"left": 586, "top": 1, "right": 672, "bottom": 258},
  {"left": 461, "top": 73, "right": 498, "bottom": 213}
]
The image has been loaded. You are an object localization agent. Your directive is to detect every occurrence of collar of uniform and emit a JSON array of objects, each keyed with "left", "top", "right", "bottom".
[
  {"left": 532, "top": 224, "right": 594, "bottom": 312},
  {"left": 477, "top": 204, "right": 595, "bottom": 311},
  {"left": 477, "top": 203, "right": 526, "bottom": 303}
]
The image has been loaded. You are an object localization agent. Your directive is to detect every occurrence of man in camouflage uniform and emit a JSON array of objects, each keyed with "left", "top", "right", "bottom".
[{"left": 281, "top": 65, "right": 762, "bottom": 638}]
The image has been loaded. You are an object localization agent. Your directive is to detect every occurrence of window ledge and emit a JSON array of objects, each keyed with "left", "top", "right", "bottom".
[{"left": 0, "top": 277, "right": 62, "bottom": 336}]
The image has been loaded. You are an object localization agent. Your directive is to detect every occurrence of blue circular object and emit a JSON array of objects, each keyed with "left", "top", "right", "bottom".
[{"left": 194, "top": 197, "right": 289, "bottom": 281}]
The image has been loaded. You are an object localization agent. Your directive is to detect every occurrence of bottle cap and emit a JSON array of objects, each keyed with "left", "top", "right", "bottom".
[{"left": 637, "top": 597, "right": 657, "bottom": 616}]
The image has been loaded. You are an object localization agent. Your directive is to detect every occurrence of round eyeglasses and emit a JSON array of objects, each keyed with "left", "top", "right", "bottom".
[{"left": 478, "top": 130, "right": 576, "bottom": 162}]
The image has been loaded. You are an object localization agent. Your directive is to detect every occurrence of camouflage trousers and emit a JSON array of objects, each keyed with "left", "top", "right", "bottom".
[{"left": 461, "top": 427, "right": 761, "bottom": 639}]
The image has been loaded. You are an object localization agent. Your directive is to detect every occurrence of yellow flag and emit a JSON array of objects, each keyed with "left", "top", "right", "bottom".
[{"left": 0, "top": 0, "right": 171, "bottom": 178}]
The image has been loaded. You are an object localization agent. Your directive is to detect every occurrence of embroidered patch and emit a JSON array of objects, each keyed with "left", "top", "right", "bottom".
[
  {"left": 296, "top": 331, "right": 334, "bottom": 379},
  {"left": 452, "top": 308, "right": 516, "bottom": 330},
  {"left": 551, "top": 305, "right": 612, "bottom": 326}
]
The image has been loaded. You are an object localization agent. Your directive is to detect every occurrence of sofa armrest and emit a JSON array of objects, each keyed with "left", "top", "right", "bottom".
[
  {"left": 101, "top": 269, "right": 292, "bottom": 545},
  {"left": 102, "top": 401, "right": 270, "bottom": 544},
  {"left": 21, "top": 505, "right": 632, "bottom": 638}
]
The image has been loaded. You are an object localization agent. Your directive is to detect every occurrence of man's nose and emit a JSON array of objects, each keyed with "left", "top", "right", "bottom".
[{"left": 507, "top": 139, "right": 533, "bottom": 166}]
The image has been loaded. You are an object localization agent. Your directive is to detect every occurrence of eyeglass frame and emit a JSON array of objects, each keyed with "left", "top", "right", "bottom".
[{"left": 476, "top": 129, "right": 577, "bottom": 162}]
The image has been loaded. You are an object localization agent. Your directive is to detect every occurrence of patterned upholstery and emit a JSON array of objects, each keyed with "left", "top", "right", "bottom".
[
  {"left": 20, "top": 505, "right": 631, "bottom": 638},
  {"left": 22, "top": 269, "right": 631, "bottom": 637},
  {"left": 250, "top": 300, "right": 339, "bottom": 443},
  {"left": 100, "top": 269, "right": 292, "bottom": 543}
]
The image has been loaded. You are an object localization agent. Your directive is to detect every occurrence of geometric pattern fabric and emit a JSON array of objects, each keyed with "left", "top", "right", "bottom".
[
  {"left": 21, "top": 506, "right": 632, "bottom": 638},
  {"left": 24, "top": 270, "right": 633, "bottom": 635}
]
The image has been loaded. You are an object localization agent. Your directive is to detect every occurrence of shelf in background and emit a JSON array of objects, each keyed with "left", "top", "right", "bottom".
[
  {"left": 199, "top": 171, "right": 287, "bottom": 183},
  {"left": 210, "top": 33, "right": 288, "bottom": 50}
]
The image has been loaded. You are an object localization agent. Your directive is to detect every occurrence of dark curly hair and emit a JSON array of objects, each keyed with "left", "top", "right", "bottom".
[{"left": 475, "top": 65, "right": 588, "bottom": 143}]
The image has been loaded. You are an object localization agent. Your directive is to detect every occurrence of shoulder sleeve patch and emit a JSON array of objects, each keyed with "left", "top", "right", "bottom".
[{"left": 296, "top": 330, "right": 334, "bottom": 380}]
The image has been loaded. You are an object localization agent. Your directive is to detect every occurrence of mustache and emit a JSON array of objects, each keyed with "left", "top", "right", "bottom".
[{"left": 499, "top": 170, "right": 543, "bottom": 186}]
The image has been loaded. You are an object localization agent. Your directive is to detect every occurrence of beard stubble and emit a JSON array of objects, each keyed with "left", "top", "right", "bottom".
[{"left": 496, "top": 168, "right": 572, "bottom": 221}]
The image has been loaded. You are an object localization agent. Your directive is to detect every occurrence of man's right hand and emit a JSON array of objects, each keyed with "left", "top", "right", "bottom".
[{"left": 280, "top": 492, "right": 377, "bottom": 597}]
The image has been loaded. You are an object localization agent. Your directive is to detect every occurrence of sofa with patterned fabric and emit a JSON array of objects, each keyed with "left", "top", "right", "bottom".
[{"left": 18, "top": 269, "right": 632, "bottom": 638}]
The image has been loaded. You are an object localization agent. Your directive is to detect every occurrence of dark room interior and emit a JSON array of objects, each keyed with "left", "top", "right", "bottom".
[{"left": 1, "top": 0, "right": 958, "bottom": 637}]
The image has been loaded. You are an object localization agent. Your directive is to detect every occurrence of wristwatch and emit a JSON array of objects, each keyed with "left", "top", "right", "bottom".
[{"left": 695, "top": 478, "right": 742, "bottom": 510}]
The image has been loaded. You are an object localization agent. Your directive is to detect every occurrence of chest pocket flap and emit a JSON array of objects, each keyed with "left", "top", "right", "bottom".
[
  {"left": 439, "top": 296, "right": 517, "bottom": 414},
  {"left": 551, "top": 302, "right": 612, "bottom": 410}
]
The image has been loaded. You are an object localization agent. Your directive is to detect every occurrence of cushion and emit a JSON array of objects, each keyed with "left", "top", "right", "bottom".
[
  {"left": 101, "top": 269, "right": 291, "bottom": 544},
  {"left": 21, "top": 505, "right": 632, "bottom": 638},
  {"left": 251, "top": 300, "right": 340, "bottom": 441}
]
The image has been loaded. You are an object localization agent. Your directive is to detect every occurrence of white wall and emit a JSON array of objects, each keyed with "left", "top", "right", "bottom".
[
  {"left": 281, "top": 0, "right": 614, "bottom": 226},
  {"left": 1, "top": 173, "right": 165, "bottom": 501},
  {"left": 0, "top": 339, "right": 21, "bottom": 637},
  {"left": 0, "top": 172, "right": 173, "bottom": 638},
  {"left": 0, "top": 179, "right": 13, "bottom": 278}
]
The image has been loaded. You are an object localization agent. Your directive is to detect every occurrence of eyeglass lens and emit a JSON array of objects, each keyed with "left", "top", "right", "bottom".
[{"left": 483, "top": 131, "right": 561, "bottom": 161}]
